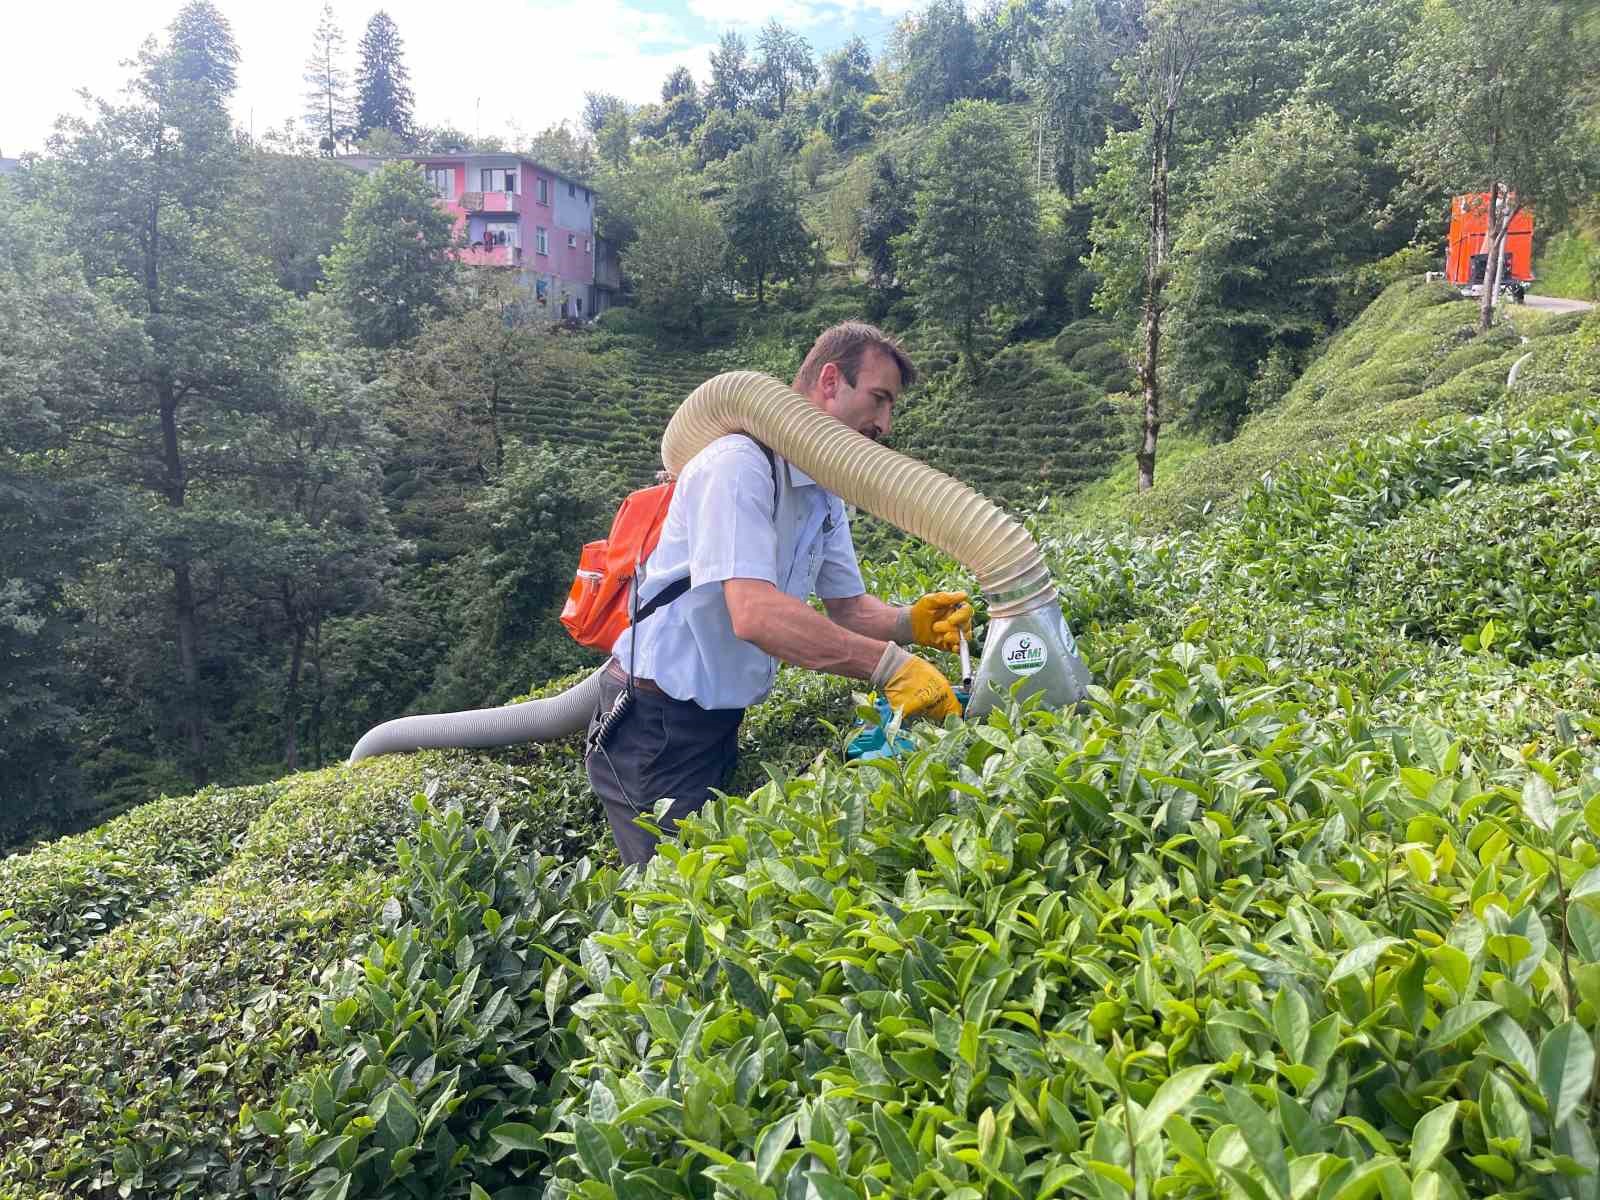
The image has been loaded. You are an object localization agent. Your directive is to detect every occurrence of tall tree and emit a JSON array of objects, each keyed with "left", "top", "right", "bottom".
[
  {"left": 302, "top": 0, "right": 353, "bottom": 156},
  {"left": 1024, "top": 0, "right": 1123, "bottom": 198},
  {"left": 355, "top": 10, "right": 414, "bottom": 143},
  {"left": 1398, "top": 0, "right": 1596, "bottom": 331},
  {"left": 325, "top": 161, "right": 458, "bottom": 349},
  {"left": 860, "top": 152, "right": 915, "bottom": 312},
  {"left": 901, "top": 100, "right": 1038, "bottom": 361},
  {"left": 628, "top": 185, "right": 727, "bottom": 333},
  {"left": 655, "top": 66, "right": 704, "bottom": 145},
  {"left": 0, "top": 190, "right": 138, "bottom": 840},
  {"left": 721, "top": 135, "right": 817, "bottom": 304},
  {"left": 754, "top": 20, "right": 818, "bottom": 117},
  {"left": 824, "top": 36, "right": 875, "bottom": 94},
  {"left": 582, "top": 91, "right": 628, "bottom": 137},
  {"left": 37, "top": 11, "right": 293, "bottom": 780},
  {"left": 899, "top": 0, "right": 982, "bottom": 117},
  {"left": 1111, "top": 0, "right": 1239, "bottom": 493},
  {"left": 253, "top": 341, "right": 397, "bottom": 769},
  {"left": 520, "top": 122, "right": 597, "bottom": 180},
  {"left": 239, "top": 148, "right": 355, "bottom": 295},
  {"left": 165, "top": 0, "right": 239, "bottom": 106},
  {"left": 707, "top": 30, "right": 752, "bottom": 112},
  {"left": 1169, "top": 99, "right": 1374, "bottom": 435}
]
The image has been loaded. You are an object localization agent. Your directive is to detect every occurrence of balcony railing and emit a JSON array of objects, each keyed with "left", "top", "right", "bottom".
[
  {"left": 461, "top": 244, "right": 522, "bottom": 267},
  {"left": 460, "top": 190, "right": 522, "bottom": 214}
]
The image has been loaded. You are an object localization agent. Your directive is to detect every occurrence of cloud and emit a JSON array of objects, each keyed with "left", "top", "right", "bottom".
[
  {"left": 0, "top": 0, "right": 910, "bottom": 158},
  {"left": 684, "top": 0, "right": 918, "bottom": 32}
]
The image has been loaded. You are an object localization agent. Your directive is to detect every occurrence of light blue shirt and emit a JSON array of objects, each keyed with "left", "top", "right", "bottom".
[{"left": 611, "top": 434, "right": 865, "bottom": 709}]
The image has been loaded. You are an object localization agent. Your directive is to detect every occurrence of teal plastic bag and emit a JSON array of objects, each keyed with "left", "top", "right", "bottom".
[{"left": 845, "top": 691, "right": 968, "bottom": 762}]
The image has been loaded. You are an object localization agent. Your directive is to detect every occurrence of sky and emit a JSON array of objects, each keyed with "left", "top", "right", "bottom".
[{"left": 0, "top": 0, "right": 919, "bottom": 159}]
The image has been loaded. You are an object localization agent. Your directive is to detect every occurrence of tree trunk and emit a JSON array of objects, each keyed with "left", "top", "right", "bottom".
[
  {"left": 1477, "top": 185, "right": 1503, "bottom": 333},
  {"left": 311, "top": 618, "right": 325, "bottom": 770},
  {"left": 489, "top": 375, "right": 503, "bottom": 474},
  {"left": 160, "top": 383, "right": 207, "bottom": 780},
  {"left": 283, "top": 623, "right": 306, "bottom": 771},
  {"left": 1136, "top": 114, "right": 1172, "bottom": 494}
]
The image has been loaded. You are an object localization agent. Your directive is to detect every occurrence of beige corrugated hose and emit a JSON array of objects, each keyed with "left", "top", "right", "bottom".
[
  {"left": 663, "top": 371, "right": 1055, "bottom": 616},
  {"left": 349, "top": 370, "right": 1059, "bottom": 763}
]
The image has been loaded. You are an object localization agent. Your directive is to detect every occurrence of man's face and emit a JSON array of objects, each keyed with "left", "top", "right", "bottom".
[{"left": 816, "top": 348, "right": 903, "bottom": 441}]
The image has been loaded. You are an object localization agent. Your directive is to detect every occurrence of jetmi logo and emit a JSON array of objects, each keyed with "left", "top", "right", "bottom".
[{"left": 1001, "top": 633, "right": 1047, "bottom": 677}]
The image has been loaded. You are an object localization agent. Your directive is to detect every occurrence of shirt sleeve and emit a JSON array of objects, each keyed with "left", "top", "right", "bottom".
[
  {"left": 681, "top": 438, "right": 780, "bottom": 587},
  {"left": 814, "top": 502, "right": 866, "bottom": 599}
]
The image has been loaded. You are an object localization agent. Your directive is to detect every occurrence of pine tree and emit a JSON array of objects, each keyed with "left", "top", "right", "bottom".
[
  {"left": 355, "top": 10, "right": 415, "bottom": 142},
  {"left": 165, "top": 0, "right": 239, "bottom": 105},
  {"left": 302, "top": 1, "right": 353, "bottom": 156},
  {"left": 39, "top": 16, "right": 293, "bottom": 782}
]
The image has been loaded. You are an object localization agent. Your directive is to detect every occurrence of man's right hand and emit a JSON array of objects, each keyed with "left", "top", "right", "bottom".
[{"left": 871, "top": 644, "right": 961, "bottom": 721}]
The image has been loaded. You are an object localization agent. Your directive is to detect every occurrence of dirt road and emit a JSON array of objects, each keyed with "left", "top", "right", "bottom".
[{"left": 1526, "top": 294, "right": 1595, "bottom": 314}]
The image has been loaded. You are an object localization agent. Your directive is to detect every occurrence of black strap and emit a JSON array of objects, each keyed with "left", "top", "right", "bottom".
[
  {"left": 632, "top": 575, "right": 691, "bottom": 627},
  {"left": 628, "top": 439, "right": 779, "bottom": 633}
]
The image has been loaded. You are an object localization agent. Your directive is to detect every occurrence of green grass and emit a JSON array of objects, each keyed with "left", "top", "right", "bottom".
[
  {"left": 1061, "top": 278, "right": 1590, "bottom": 531},
  {"left": 1532, "top": 227, "right": 1599, "bottom": 301}
]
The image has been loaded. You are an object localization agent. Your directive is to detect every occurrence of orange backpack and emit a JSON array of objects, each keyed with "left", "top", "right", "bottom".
[
  {"left": 560, "top": 480, "right": 679, "bottom": 653},
  {"left": 561, "top": 441, "right": 776, "bottom": 655}
]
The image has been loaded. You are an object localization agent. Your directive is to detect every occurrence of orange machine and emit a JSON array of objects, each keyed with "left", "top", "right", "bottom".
[{"left": 1445, "top": 193, "right": 1534, "bottom": 288}]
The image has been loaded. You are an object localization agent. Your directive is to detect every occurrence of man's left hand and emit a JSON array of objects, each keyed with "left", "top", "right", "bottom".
[{"left": 908, "top": 591, "right": 973, "bottom": 652}]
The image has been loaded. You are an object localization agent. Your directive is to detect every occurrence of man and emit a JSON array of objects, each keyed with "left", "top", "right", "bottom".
[{"left": 586, "top": 321, "right": 973, "bottom": 866}]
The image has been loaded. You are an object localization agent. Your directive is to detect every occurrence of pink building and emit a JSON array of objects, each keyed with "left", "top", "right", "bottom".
[{"left": 345, "top": 153, "right": 614, "bottom": 318}]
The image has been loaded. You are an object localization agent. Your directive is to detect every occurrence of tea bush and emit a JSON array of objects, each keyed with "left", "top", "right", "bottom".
[
  {"left": 3, "top": 279, "right": 1599, "bottom": 1200},
  {"left": 1068, "top": 279, "right": 1594, "bottom": 532},
  {"left": 0, "top": 750, "right": 608, "bottom": 1198},
  {"left": 272, "top": 635, "right": 1600, "bottom": 1200},
  {"left": 0, "top": 781, "right": 284, "bottom": 986},
  {"left": 1355, "top": 461, "right": 1600, "bottom": 661}
]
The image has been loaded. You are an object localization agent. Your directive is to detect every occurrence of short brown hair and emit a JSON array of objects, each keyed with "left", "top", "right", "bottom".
[{"left": 794, "top": 321, "right": 917, "bottom": 394}]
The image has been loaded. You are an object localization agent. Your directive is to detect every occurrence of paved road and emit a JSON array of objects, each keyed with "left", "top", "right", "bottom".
[{"left": 1526, "top": 294, "right": 1595, "bottom": 314}]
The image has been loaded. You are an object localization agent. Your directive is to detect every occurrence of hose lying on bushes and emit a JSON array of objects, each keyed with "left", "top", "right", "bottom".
[{"left": 349, "top": 371, "right": 1057, "bottom": 763}]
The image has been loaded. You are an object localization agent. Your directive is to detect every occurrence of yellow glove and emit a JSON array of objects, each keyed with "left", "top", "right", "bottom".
[
  {"left": 871, "top": 644, "right": 961, "bottom": 721},
  {"left": 907, "top": 591, "right": 974, "bottom": 652}
]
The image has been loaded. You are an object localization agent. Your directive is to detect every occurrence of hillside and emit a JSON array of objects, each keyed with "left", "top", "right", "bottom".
[
  {"left": 465, "top": 269, "right": 1122, "bottom": 504},
  {"left": 3, "top": 281, "right": 1598, "bottom": 1198},
  {"left": 1065, "top": 278, "right": 1594, "bottom": 530}
]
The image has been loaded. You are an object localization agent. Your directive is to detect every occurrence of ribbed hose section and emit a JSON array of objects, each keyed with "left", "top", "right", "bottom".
[
  {"left": 663, "top": 371, "right": 1056, "bottom": 615},
  {"left": 347, "top": 667, "right": 606, "bottom": 764}
]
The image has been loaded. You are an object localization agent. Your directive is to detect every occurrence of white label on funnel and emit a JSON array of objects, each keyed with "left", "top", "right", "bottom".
[{"left": 1001, "top": 633, "right": 1047, "bottom": 676}]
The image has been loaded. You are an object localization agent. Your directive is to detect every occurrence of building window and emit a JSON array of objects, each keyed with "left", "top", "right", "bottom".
[
  {"left": 536, "top": 227, "right": 549, "bottom": 255},
  {"left": 424, "top": 167, "right": 452, "bottom": 198},
  {"left": 538, "top": 178, "right": 549, "bottom": 204},
  {"left": 567, "top": 232, "right": 577, "bottom": 249},
  {"left": 481, "top": 168, "right": 517, "bottom": 193}
]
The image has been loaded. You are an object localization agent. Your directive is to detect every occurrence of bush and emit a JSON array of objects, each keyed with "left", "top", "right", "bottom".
[
  {"left": 1356, "top": 461, "right": 1600, "bottom": 660},
  {"left": 276, "top": 636, "right": 1600, "bottom": 1200},
  {"left": 1069, "top": 340, "right": 1134, "bottom": 391},
  {"left": 0, "top": 780, "right": 284, "bottom": 986},
  {"left": 0, "top": 745, "right": 609, "bottom": 1194},
  {"left": 1052, "top": 318, "right": 1118, "bottom": 362}
]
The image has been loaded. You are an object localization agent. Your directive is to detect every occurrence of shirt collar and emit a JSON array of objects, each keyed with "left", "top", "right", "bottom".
[{"left": 786, "top": 459, "right": 819, "bottom": 489}]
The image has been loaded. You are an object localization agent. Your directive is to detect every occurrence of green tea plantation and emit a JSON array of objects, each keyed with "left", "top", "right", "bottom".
[{"left": 2, "top": 282, "right": 1598, "bottom": 1200}]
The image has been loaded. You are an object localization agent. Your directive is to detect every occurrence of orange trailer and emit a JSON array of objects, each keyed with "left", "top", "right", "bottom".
[{"left": 1445, "top": 193, "right": 1534, "bottom": 291}]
